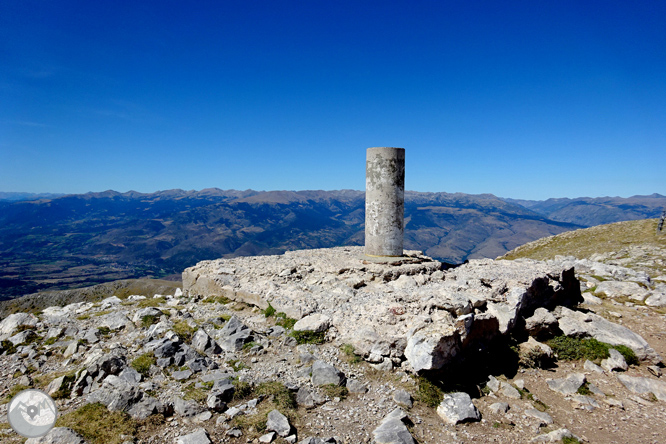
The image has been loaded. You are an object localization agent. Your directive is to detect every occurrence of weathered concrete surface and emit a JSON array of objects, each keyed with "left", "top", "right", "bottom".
[
  {"left": 184, "top": 247, "right": 583, "bottom": 372},
  {"left": 365, "top": 147, "right": 405, "bottom": 257}
]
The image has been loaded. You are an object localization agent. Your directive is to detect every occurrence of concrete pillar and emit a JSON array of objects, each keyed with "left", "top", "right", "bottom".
[{"left": 365, "top": 147, "right": 405, "bottom": 257}]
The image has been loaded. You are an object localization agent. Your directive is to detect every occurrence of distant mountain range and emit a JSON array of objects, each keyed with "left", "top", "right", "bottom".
[
  {"left": 1, "top": 188, "right": 663, "bottom": 299},
  {"left": 0, "top": 192, "right": 65, "bottom": 201},
  {"left": 502, "top": 193, "right": 665, "bottom": 227}
]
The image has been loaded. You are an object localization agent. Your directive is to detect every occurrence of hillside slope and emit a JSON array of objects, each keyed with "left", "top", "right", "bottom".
[{"left": 501, "top": 218, "right": 666, "bottom": 278}]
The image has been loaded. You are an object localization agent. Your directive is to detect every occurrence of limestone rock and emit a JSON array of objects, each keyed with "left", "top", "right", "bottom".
[
  {"left": 346, "top": 379, "right": 368, "bottom": 393},
  {"left": 546, "top": 373, "right": 586, "bottom": 395},
  {"left": 404, "top": 325, "right": 460, "bottom": 372},
  {"left": 532, "top": 428, "right": 577, "bottom": 443},
  {"left": 595, "top": 281, "right": 650, "bottom": 301},
  {"left": 645, "top": 291, "right": 666, "bottom": 307},
  {"left": 216, "top": 315, "right": 252, "bottom": 351},
  {"left": 524, "top": 307, "right": 559, "bottom": 340},
  {"left": 25, "top": 427, "right": 88, "bottom": 444},
  {"left": 617, "top": 375, "right": 666, "bottom": 401},
  {"left": 133, "top": 307, "right": 163, "bottom": 324},
  {"left": 174, "top": 397, "right": 205, "bottom": 417},
  {"left": 392, "top": 389, "right": 413, "bottom": 408},
  {"left": 500, "top": 382, "right": 521, "bottom": 399},
  {"left": 601, "top": 348, "right": 628, "bottom": 372},
  {"left": 176, "top": 428, "right": 212, "bottom": 444},
  {"left": 293, "top": 313, "right": 331, "bottom": 333},
  {"left": 259, "top": 432, "right": 276, "bottom": 443},
  {"left": 99, "top": 312, "right": 134, "bottom": 331},
  {"left": 128, "top": 395, "right": 168, "bottom": 420},
  {"left": 436, "top": 392, "right": 481, "bottom": 424},
  {"left": 488, "top": 402, "right": 509, "bottom": 414},
  {"left": 191, "top": 328, "right": 221, "bottom": 355},
  {"left": 0, "top": 312, "right": 38, "bottom": 340},
  {"left": 296, "top": 386, "right": 325, "bottom": 409},
  {"left": 583, "top": 360, "right": 604, "bottom": 374},
  {"left": 266, "top": 409, "right": 291, "bottom": 437},
  {"left": 518, "top": 337, "right": 553, "bottom": 368},
  {"left": 524, "top": 408, "right": 553, "bottom": 425},
  {"left": 372, "top": 408, "right": 415, "bottom": 444},
  {"left": 311, "top": 360, "right": 345, "bottom": 386},
  {"left": 87, "top": 375, "right": 142, "bottom": 412}
]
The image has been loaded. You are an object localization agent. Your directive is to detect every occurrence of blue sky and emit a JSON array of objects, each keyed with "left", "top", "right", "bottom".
[{"left": 1, "top": 1, "right": 664, "bottom": 200}]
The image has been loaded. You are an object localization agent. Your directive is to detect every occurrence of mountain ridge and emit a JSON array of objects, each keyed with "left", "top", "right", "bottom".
[{"left": 2, "top": 188, "right": 660, "bottom": 299}]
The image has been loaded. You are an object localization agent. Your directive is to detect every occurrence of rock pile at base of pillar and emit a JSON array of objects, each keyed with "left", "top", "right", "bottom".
[{"left": 184, "top": 246, "right": 589, "bottom": 372}]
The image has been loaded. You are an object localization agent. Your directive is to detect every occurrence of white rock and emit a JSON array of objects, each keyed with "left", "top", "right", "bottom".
[
  {"left": 0, "top": 312, "right": 38, "bottom": 339},
  {"left": 601, "top": 348, "right": 628, "bottom": 372},
  {"left": 436, "top": 392, "right": 481, "bottom": 424},
  {"left": 293, "top": 313, "right": 331, "bottom": 333},
  {"left": 617, "top": 375, "right": 666, "bottom": 401}
]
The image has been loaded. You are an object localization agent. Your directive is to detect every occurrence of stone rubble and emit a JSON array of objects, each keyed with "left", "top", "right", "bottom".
[{"left": 0, "top": 246, "right": 663, "bottom": 443}]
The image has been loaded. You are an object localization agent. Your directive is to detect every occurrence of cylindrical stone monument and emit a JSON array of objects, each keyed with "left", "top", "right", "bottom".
[{"left": 365, "top": 147, "right": 405, "bottom": 257}]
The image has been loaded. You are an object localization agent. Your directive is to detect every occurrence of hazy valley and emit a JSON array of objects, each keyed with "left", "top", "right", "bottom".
[{"left": 1, "top": 189, "right": 664, "bottom": 299}]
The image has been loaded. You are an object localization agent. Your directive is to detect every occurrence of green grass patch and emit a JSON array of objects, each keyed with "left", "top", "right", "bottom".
[
  {"left": 77, "top": 314, "right": 91, "bottom": 320},
  {"left": 232, "top": 379, "right": 254, "bottom": 401},
  {"left": 547, "top": 336, "right": 610, "bottom": 362},
  {"left": 263, "top": 303, "right": 276, "bottom": 317},
  {"left": 501, "top": 219, "right": 666, "bottom": 269},
  {"left": 227, "top": 359, "right": 248, "bottom": 372},
  {"left": 1, "top": 339, "right": 16, "bottom": 355},
  {"left": 256, "top": 381, "right": 297, "bottom": 410},
  {"left": 141, "top": 314, "right": 160, "bottom": 328},
  {"left": 320, "top": 383, "right": 349, "bottom": 400},
  {"left": 202, "top": 295, "right": 232, "bottom": 304},
  {"left": 3, "top": 384, "right": 30, "bottom": 403},
  {"left": 562, "top": 437, "right": 581, "bottom": 444},
  {"left": 340, "top": 343, "right": 363, "bottom": 364},
  {"left": 56, "top": 402, "right": 137, "bottom": 444},
  {"left": 97, "top": 326, "right": 112, "bottom": 338},
  {"left": 51, "top": 372, "right": 77, "bottom": 399},
  {"left": 242, "top": 341, "right": 260, "bottom": 351},
  {"left": 93, "top": 310, "right": 113, "bottom": 317},
  {"left": 137, "top": 297, "right": 166, "bottom": 308},
  {"left": 172, "top": 320, "right": 196, "bottom": 342},
  {"left": 577, "top": 381, "right": 592, "bottom": 396},
  {"left": 15, "top": 324, "right": 37, "bottom": 333},
  {"left": 44, "top": 337, "right": 57, "bottom": 346},
  {"left": 131, "top": 352, "right": 156, "bottom": 377},
  {"left": 275, "top": 313, "right": 296, "bottom": 329},
  {"left": 533, "top": 399, "right": 549, "bottom": 412},
  {"left": 182, "top": 381, "right": 210, "bottom": 403},
  {"left": 289, "top": 330, "right": 325, "bottom": 345},
  {"left": 414, "top": 375, "right": 443, "bottom": 407}
]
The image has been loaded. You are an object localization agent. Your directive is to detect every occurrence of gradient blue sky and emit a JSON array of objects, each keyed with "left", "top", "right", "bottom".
[{"left": 1, "top": 1, "right": 664, "bottom": 200}]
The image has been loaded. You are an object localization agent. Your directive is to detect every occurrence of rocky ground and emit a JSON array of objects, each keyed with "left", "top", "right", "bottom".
[{"left": 0, "top": 242, "right": 665, "bottom": 444}]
